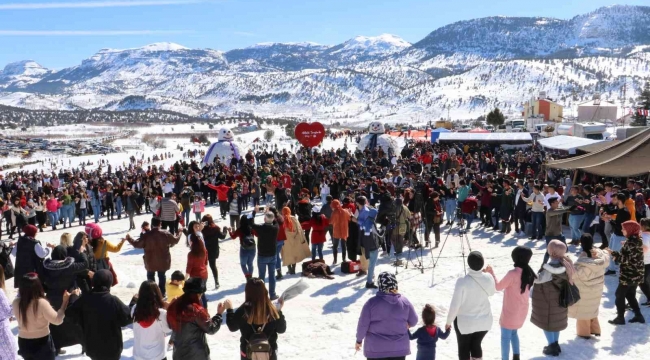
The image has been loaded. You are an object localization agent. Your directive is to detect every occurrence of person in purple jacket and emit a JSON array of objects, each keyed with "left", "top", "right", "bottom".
[{"left": 355, "top": 272, "right": 418, "bottom": 360}]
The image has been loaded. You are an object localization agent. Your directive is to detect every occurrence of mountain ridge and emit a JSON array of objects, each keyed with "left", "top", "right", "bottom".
[{"left": 1, "top": 5, "right": 649, "bottom": 123}]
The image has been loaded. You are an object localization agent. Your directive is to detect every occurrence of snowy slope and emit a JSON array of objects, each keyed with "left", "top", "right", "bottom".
[{"left": 0, "top": 5, "right": 649, "bottom": 123}]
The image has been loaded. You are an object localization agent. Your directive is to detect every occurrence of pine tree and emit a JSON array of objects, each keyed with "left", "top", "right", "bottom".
[
  {"left": 486, "top": 107, "right": 505, "bottom": 127},
  {"left": 632, "top": 82, "right": 650, "bottom": 126}
]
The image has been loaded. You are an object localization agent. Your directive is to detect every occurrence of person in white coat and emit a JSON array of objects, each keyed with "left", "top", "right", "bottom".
[
  {"left": 446, "top": 251, "right": 496, "bottom": 360},
  {"left": 568, "top": 234, "right": 610, "bottom": 339},
  {"left": 131, "top": 281, "right": 172, "bottom": 360}
]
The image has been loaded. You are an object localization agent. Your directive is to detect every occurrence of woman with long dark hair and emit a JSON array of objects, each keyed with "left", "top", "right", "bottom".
[
  {"left": 201, "top": 214, "right": 227, "bottom": 290},
  {"left": 131, "top": 281, "right": 171, "bottom": 360},
  {"left": 166, "top": 278, "right": 224, "bottom": 360},
  {"left": 225, "top": 278, "right": 287, "bottom": 360},
  {"left": 486, "top": 246, "right": 536, "bottom": 360},
  {"left": 230, "top": 214, "right": 257, "bottom": 279},
  {"left": 12, "top": 273, "right": 71, "bottom": 360},
  {"left": 0, "top": 264, "right": 18, "bottom": 359},
  {"left": 185, "top": 221, "right": 209, "bottom": 309}
]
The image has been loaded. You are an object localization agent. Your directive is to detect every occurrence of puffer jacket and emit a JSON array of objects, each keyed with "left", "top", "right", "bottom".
[
  {"left": 330, "top": 200, "right": 351, "bottom": 240},
  {"left": 568, "top": 249, "right": 610, "bottom": 320},
  {"left": 531, "top": 262, "right": 569, "bottom": 332},
  {"left": 159, "top": 198, "right": 180, "bottom": 222},
  {"left": 166, "top": 301, "right": 222, "bottom": 360}
]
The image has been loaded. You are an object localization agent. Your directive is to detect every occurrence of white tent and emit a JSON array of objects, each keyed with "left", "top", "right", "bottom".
[
  {"left": 436, "top": 132, "right": 532, "bottom": 143},
  {"left": 537, "top": 136, "right": 605, "bottom": 155}
]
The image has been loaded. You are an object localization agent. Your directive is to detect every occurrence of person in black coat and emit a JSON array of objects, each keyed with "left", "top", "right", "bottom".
[
  {"left": 166, "top": 278, "right": 224, "bottom": 360},
  {"left": 66, "top": 269, "right": 131, "bottom": 360},
  {"left": 67, "top": 232, "right": 96, "bottom": 294},
  {"left": 12, "top": 225, "right": 53, "bottom": 288},
  {"left": 42, "top": 246, "right": 89, "bottom": 354},
  {"left": 225, "top": 278, "right": 287, "bottom": 360},
  {"left": 201, "top": 214, "right": 227, "bottom": 290},
  {"left": 513, "top": 180, "right": 529, "bottom": 236}
]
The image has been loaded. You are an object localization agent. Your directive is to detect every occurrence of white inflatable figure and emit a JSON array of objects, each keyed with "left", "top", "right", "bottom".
[
  {"left": 202, "top": 128, "right": 252, "bottom": 167},
  {"left": 357, "top": 121, "right": 398, "bottom": 156}
]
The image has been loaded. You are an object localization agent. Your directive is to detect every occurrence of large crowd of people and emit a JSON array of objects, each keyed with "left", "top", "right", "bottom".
[{"left": 0, "top": 132, "right": 649, "bottom": 360}]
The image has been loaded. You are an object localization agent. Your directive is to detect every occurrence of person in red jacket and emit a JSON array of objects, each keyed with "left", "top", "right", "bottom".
[
  {"left": 186, "top": 225, "right": 208, "bottom": 309},
  {"left": 207, "top": 182, "right": 231, "bottom": 220},
  {"left": 460, "top": 195, "right": 479, "bottom": 231},
  {"left": 302, "top": 209, "right": 328, "bottom": 261}
]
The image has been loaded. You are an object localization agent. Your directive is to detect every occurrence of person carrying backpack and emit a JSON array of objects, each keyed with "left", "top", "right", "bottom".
[{"left": 225, "top": 278, "right": 287, "bottom": 360}]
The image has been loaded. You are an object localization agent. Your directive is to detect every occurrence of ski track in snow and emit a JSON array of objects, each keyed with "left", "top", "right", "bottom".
[{"left": 2, "top": 124, "right": 649, "bottom": 360}]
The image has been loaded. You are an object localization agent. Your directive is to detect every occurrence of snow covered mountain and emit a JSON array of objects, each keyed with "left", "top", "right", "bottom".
[{"left": 1, "top": 5, "right": 649, "bottom": 123}]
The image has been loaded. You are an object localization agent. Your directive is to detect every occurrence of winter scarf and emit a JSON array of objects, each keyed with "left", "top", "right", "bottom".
[{"left": 282, "top": 207, "right": 294, "bottom": 232}]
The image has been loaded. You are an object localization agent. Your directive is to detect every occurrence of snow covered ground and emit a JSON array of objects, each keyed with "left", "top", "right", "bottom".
[{"left": 3, "top": 126, "right": 649, "bottom": 360}]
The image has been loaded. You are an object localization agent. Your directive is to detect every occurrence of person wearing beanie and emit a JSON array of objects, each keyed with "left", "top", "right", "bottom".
[
  {"left": 568, "top": 234, "right": 610, "bottom": 338},
  {"left": 607, "top": 220, "right": 646, "bottom": 325},
  {"left": 12, "top": 225, "right": 54, "bottom": 288},
  {"left": 446, "top": 251, "right": 496, "bottom": 360},
  {"left": 531, "top": 239, "right": 575, "bottom": 356},
  {"left": 486, "top": 246, "right": 536, "bottom": 360},
  {"left": 66, "top": 269, "right": 132, "bottom": 360},
  {"left": 356, "top": 272, "right": 418, "bottom": 360}
]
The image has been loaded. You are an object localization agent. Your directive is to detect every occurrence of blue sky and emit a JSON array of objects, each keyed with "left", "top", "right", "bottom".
[{"left": 0, "top": 0, "right": 646, "bottom": 69}]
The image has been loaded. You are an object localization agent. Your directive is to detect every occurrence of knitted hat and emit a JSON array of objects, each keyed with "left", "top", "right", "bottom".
[
  {"left": 622, "top": 220, "right": 641, "bottom": 238},
  {"left": 22, "top": 225, "right": 38, "bottom": 238},
  {"left": 84, "top": 223, "right": 103, "bottom": 239},
  {"left": 467, "top": 251, "right": 484, "bottom": 271},
  {"left": 378, "top": 272, "right": 398, "bottom": 293},
  {"left": 547, "top": 239, "right": 567, "bottom": 259}
]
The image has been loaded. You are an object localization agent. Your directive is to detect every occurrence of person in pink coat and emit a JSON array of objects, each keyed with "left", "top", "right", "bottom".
[
  {"left": 486, "top": 246, "right": 536, "bottom": 360},
  {"left": 45, "top": 193, "right": 61, "bottom": 231}
]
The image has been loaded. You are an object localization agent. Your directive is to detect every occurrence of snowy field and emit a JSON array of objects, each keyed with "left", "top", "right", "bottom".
[{"left": 2, "top": 124, "right": 649, "bottom": 360}]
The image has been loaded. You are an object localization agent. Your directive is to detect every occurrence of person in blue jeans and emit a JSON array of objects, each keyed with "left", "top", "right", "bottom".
[
  {"left": 229, "top": 214, "right": 257, "bottom": 279},
  {"left": 250, "top": 208, "right": 280, "bottom": 300}
]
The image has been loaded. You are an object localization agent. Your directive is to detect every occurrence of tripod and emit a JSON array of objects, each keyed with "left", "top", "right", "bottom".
[{"left": 430, "top": 209, "right": 473, "bottom": 285}]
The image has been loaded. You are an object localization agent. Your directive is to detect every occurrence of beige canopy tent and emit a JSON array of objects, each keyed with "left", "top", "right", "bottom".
[{"left": 545, "top": 127, "right": 650, "bottom": 177}]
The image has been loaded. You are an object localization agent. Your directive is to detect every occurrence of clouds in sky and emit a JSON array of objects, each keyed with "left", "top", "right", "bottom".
[{"left": 0, "top": 0, "right": 205, "bottom": 10}]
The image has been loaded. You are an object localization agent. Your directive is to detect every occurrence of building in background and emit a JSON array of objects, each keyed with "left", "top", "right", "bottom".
[
  {"left": 577, "top": 94, "right": 617, "bottom": 122},
  {"left": 522, "top": 91, "right": 564, "bottom": 122}
]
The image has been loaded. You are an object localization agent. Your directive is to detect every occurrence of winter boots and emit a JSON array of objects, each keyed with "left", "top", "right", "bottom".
[
  {"left": 629, "top": 311, "right": 646, "bottom": 323},
  {"left": 608, "top": 315, "right": 625, "bottom": 325},
  {"left": 542, "top": 342, "right": 561, "bottom": 356}
]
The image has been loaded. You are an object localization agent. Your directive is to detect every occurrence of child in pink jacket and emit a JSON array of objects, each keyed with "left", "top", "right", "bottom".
[
  {"left": 486, "top": 246, "right": 536, "bottom": 360},
  {"left": 192, "top": 196, "right": 206, "bottom": 221}
]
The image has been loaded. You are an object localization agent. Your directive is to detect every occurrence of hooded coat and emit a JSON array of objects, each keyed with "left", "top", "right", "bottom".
[
  {"left": 66, "top": 270, "right": 132, "bottom": 360},
  {"left": 356, "top": 292, "right": 418, "bottom": 359},
  {"left": 568, "top": 249, "right": 610, "bottom": 320},
  {"left": 42, "top": 246, "right": 88, "bottom": 350},
  {"left": 281, "top": 215, "right": 311, "bottom": 266},
  {"left": 329, "top": 200, "right": 351, "bottom": 240},
  {"left": 531, "top": 263, "right": 569, "bottom": 332},
  {"left": 166, "top": 297, "right": 222, "bottom": 360}
]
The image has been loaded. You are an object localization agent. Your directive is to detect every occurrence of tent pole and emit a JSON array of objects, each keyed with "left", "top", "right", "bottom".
[{"left": 573, "top": 170, "right": 579, "bottom": 186}]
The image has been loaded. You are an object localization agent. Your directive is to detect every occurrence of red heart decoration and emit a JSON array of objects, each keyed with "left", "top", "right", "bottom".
[{"left": 294, "top": 122, "right": 325, "bottom": 148}]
